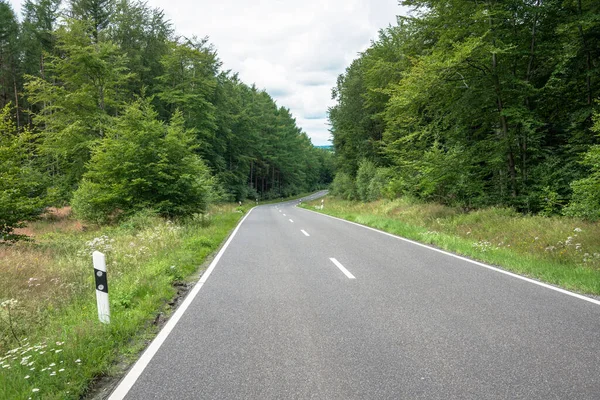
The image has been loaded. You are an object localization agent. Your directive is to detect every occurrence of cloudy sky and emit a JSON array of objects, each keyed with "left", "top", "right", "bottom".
[{"left": 9, "top": 0, "right": 408, "bottom": 145}]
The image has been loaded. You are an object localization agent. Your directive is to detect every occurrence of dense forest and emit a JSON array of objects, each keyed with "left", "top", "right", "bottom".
[
  {"left": 0, "top": 0, "right": 333, "bottom": 237},
  {"left": 329, "top": 0, "right": 600, "bottom": 219}
]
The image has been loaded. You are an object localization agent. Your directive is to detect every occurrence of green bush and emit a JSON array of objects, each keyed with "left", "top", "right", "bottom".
[
  {"left": 564, "top": 113, "right": 600, "bottom": 220},
  {"left": 331, "top": 172, "right": 357, "bottom": 200},
  {"left": 368, "top": 168, "right": 392, "bottom": 201},
  {"left": 0, "top": 105, "right": 46, "bottom": 241},
  {"left": 72, "top": 99, "right": 211, "bottom": 223},
  {"left": 564, "top": 145, "right": 600, "bottom": 220},
  {"left": 356, "top": 159, "right": 377, "bottom": 202}
]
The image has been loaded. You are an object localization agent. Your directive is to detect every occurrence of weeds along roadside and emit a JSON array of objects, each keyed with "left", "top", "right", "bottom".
[
  {"left": 0, "top": 204, "right": 249, "bottom": 400},
  {"left": 302, "top": 196, "right": 600, "bottom": 296}
]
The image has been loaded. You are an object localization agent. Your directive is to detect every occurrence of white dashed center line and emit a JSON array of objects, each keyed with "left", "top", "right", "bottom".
[
  {"left": 289, "top": 219, "right": 294, "bottom": 223},
  {"left": 329, "top": 258, "right": 356, "bottom": 279},
  {"left": 301, "top": 230, "right": 310, "bottom": 237}
]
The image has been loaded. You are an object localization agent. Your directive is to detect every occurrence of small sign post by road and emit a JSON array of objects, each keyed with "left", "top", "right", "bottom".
[
  {"left": 321, "top": 199, "right": 324, "bottom": 210},
  {"left": 93, "top": 251, "right": 110, "bottom": 324}
]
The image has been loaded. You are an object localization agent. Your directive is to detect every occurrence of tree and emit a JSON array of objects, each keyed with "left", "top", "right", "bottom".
[
  {"left": 72, "top": 98, "right": 212, "bottom": 223},
  {"left": 0, "top": 1, "right": 20, "bottom": 119},
  {"left": 25, "top": 19, "right": 132, "bottom": 202},
  {"left": 0, "top": 104, "right": 46, "bottom": 241}
]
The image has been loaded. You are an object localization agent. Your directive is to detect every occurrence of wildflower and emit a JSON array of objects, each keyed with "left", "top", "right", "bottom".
[
  {"left": 32, "top": 388, "right": 39, "bottom": 392},
  {"left": 50, "top": 371, "right": 56, "bottom": 376},
  {"left": 55, "top": 349, "right": 62, "bottom": 353},
  {"left": 49, "top": 363, "right": 56, "bottom": 367},
  {"left": 0, "top": 299, "right": 18, "bottom": 308},
  {"left": 534, "top": 237, "right": 539, "bottom": 241},
  {"left": 75, "top": 359, "right": 81, "bottom": 363},
  {"left": 574, "top": 227, "right": 582, "bottom": 232},
  {"left": 24, "top": 375, "right": 30, "bottom": 379},
  {"left": 59, "top": 368, "right": 65, "bottom": 372}
]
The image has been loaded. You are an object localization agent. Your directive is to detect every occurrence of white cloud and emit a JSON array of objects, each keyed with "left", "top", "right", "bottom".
[{"left": 8, "top": 0, "right": 408, "bottom": 145}]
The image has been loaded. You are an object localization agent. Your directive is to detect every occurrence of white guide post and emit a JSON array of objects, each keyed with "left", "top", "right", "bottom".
[
  {"left": 321, "top": 199, "right": 324, "bottom": 210},
  {"left": 93, "top": 251, "right": 110, "bottom": 324}
]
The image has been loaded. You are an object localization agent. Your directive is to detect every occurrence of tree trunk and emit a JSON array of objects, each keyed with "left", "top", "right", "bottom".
[
  {"left": 577, "top": 0, "right": 592, "bottom": 105},
  {"left": 13, "top": 77, "right": 19, "bottom": 130},
  {"left": 249, "top": 160, "right": 253, "bottom": 189},
  {"left": 489, "top": 4, "right": 517, "bottom": 198}
]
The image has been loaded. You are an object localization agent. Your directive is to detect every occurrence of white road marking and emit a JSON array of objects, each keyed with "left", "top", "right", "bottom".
[
  {"left": 289, "top": 219, "right": 294, "bottom": 223},
  {"left": 299, "top": 208, "right": 600, "bottom": 306},
  {"left": 301, "top": 230, "right": 310, "bottom": 236},
  {"left": 279, "top": 210, "right": 281, "bottom": 212},
  {"left": 108, "top": 208, "right": 256, "bottom": 400},
  {"left": 329, "top": 258, "right": 356, "bottom": 279},
  {"left": 283, "top": 214, "right": 286, "bottom": 216}
]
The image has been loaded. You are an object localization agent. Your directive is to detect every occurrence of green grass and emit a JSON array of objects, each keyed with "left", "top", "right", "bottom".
[
  {"left": 0, "top": 204, "right": 249, "bottom": 399},
  {"left": 302, "top": 196, "right": 600, "bottom": 296}
]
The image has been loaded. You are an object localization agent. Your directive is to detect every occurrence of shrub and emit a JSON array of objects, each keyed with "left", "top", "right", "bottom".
[
  {"left": 331, "top": 172, "right": 357, "bottom": 200},
  {"left": 564, "top": 146, "right": 600, "bottom": 220},
  {"left": 368, "top": 168, "right": 392, "bottom": 201},
  {"left": 0, "top": 105, "right": 46, "bottom": 241},
  {"left": 355, "top": 159, "right": 377, "bottom": 202},
  {"left": 564, "top": 113, "right": 600, "bottom": 220},
  {"left": 72, "top": 99, "right": 211, "bottom": 223}
]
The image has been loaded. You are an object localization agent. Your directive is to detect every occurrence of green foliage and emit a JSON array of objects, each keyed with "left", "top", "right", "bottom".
[
  {"left": 368, "top": 167, "right": 392, "bottom": 201},
  {"left": 331, "top": 172, "right": 356, "bottom": 200},
  {"left": 356, "top": 159, "right": 377, "bottom": 202},
  {"left": 564, "top": 111, "right": 600, "bottom": 219},
  {"left": 0, "top": 105, "right": 46, "bottom": 241},
  {"left": 24, "top": 19, "right": 133, "bottom": 201},
  {"left": 72, "top": 99, "right": 211, "bottom": 223},
  {"left": 329, "top": 0, "right": 600, "bottom": 216}
]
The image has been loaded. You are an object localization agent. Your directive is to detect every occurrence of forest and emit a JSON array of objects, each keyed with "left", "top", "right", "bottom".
[
  {"left": 329, "top": 0, "right": 600, "bottom": 219},
  {"left": 0, "top": 0, "right": 333, "bottom": 238}
]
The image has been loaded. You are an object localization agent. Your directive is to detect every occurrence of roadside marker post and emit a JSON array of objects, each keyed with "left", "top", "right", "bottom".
[{"left": 93, "top": 251, "right": 110, "bottom": 324}]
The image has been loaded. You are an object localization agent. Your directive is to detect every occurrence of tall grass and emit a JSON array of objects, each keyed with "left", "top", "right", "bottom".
[
  {"left": 304, "top": 197, "right": 600, "bottom": 295},
  {"left": 0, "top": 204, "right": 247, "bottom": 399}
]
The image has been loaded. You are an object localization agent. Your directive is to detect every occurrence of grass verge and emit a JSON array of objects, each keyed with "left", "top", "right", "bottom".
[
  {"left": 302, "top": 196, "right": 600, "bottom": 296},
  {"left": 0, "top": 204, "right": 250, "bottom": 400}
]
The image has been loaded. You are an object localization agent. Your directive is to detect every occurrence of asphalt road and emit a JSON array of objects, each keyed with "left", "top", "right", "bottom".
[{"left": 110, "top": 191, "right": 600, "bottom": 399}]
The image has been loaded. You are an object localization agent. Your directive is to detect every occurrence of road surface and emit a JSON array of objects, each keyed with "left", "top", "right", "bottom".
[{"left": 110, "top": 191, "right": 600, "bottom": 399}]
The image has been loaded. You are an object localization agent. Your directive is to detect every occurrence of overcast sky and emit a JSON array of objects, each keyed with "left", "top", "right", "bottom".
[{"left": 8, "top": 0, "right": 407, "bottom": 145}]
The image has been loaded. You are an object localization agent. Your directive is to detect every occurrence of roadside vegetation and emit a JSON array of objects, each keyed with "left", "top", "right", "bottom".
[
  {"left": 319, "top": 0, "right": 600, "bottom": 296},
  {"left": 329, "top": 0, "right": 600, "bottom": 217},
  {"left": 0, "top": 203, "right": 252, "bottom": 399},
  {"left": 304, "top": 196, "right": 600, "bottom": 296}
]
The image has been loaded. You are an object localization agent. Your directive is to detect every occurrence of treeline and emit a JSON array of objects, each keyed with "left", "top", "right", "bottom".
[
  {"left": 329, "top": 0, "right": 600, "bottom": 219},
  {"left": 0, "top": 0, "right": 333, "bottom": 237}
]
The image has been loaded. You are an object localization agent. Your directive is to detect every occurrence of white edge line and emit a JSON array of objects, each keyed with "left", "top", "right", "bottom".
[
  {"left": 289, "top": 219, "right": 294, "bottom": 223},
  {"left": 298, "top": 207, "right": 600, "bottom": 306},
  {"left": 301, "top": 229, "right": 310, "bottom": 237},
  {"left": 329, "top": 257, "right": 356, "bottom": 279},
  {"left": 108, "top": 207, "right": 256, "bottom": 400}
]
